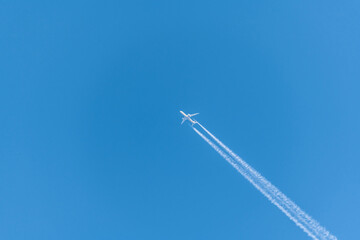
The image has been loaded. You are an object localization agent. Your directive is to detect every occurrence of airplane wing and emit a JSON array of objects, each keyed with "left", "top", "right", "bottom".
[
  {"left": 181, "top": 118, "right": 186, "bottom": 124},
  {"left": 188, "top": 113, "right": 199, "bottom": 117}
]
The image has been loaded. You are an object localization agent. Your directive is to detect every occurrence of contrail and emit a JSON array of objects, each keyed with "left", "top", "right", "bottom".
[
  {"left": 192, "top": 124, "right": 337, "bottom": 240},
  {"left": 197, "top": 123, "right": 335, "bottom": 239},
  {"left": 192, "top": 127, "right": 317, "bottom": 239}
]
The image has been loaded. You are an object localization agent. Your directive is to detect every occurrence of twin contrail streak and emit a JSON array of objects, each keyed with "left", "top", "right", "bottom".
[{"left": 191, "top": 123, "right": 337, "bottom": 240}]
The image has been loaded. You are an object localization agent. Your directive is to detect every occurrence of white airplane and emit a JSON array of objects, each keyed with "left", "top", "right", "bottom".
[{"left": 180, "top": 111, "right": 199, "bottom": 126}]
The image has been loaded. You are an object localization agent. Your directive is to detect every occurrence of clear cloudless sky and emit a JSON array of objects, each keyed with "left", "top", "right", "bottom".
[{"left": 1, "top": 1, "right": 359, "bottom": 239}]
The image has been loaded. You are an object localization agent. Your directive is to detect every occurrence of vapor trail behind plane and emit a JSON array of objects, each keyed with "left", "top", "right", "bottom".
[{"left": 191, "top": 123, "right": 337, "bottom": 240}]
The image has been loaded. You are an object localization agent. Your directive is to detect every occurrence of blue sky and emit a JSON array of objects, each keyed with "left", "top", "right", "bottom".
[{"left": 1, "top": 1, "right": 359, "bottom": 239}]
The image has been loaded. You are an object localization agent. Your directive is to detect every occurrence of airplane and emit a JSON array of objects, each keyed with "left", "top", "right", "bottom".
[{"left": 180, "top": 111, "right": 199, "bottom": 126}]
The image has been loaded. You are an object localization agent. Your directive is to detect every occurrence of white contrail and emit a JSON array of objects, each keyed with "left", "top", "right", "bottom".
[
  {"left": 192, "top": 127, "right": 318, "bottom": 240},
  {"left": 197, "top": 123, "right": 335, "bottom": 240},
  {"left": 192, "top": 124, "right": 337, "bottom": 240}
]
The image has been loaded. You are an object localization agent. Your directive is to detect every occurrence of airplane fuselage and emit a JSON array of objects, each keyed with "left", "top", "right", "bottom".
[{"left": 180, "top": 111, "right": 198, "bottom": 125}]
